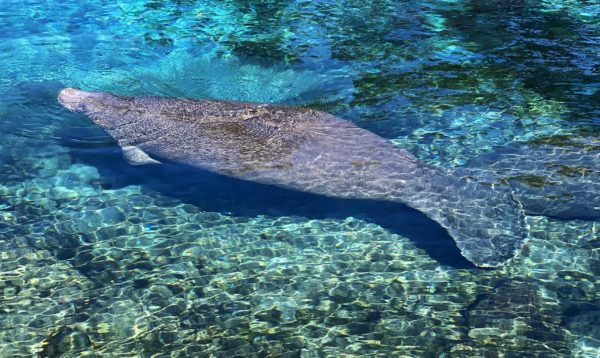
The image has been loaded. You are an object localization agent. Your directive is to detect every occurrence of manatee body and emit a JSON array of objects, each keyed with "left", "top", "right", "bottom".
[{"left": 58, "top": 88, "right": 527, "bottom": 267}]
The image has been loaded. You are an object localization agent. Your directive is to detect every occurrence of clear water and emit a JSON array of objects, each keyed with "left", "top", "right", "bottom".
[{"left": 0, "top": 0, "right": 598, "bottom": 356}]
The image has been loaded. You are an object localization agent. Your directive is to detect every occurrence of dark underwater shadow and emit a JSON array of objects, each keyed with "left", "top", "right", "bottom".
[{"left": 60, "top": 131, "right": 475, "bottom": 269}]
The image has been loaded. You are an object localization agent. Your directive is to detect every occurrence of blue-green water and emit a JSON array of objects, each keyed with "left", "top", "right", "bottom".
[{"left": 0, "top": 0, "right": 599, "bottom": 356}]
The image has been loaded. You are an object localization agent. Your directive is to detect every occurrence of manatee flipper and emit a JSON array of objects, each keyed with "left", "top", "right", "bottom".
[{"left": 122, "top": 146, "right": 161, "bottom": 166}]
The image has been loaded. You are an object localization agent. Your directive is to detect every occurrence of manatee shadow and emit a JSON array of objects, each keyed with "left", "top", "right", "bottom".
[{"left": 62, "top": 135, "right": 475, "bottom": 269}]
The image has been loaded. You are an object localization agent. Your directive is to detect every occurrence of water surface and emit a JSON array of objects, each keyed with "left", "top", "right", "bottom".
[{"left": 0, "top": 0, "right": 598, "bottom": 356}]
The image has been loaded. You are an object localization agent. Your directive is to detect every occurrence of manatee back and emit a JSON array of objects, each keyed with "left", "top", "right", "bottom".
[{"left": 123, "top": 97, "right": 392, "bottom": 176}]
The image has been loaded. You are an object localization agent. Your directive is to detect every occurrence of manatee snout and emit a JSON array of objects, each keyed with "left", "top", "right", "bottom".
[{"left": 58, "top": 87, "right": 92, "bottom": 111}]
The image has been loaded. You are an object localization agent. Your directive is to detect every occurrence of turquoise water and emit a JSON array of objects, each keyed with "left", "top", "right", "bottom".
[{"left": 0, "top": 0, "right": 599, "bottom": 356}]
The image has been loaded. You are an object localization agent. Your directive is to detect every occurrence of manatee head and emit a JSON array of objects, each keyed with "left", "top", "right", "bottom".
[{"left": 58, "top": 88, "right": 132, "bottom": 126}]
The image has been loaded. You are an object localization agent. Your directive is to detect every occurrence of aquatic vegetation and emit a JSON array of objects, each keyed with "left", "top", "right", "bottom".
[{"left": 0, "top": 0, "right": 599, "bottom": 356}]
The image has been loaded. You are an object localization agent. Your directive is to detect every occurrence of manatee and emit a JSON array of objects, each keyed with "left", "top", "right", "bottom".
[{"left": 58, "top": 87, "right": 527, "bottom": 267}]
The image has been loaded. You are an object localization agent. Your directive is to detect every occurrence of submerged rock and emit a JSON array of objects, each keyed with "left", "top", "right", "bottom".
[{"left": 465, "top": 280, "right": 570, "bottom": 355}]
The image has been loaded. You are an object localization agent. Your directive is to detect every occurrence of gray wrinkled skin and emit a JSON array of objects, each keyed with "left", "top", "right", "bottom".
[{"left": 58, "top": 88, "right": 527, "bottom": 267}]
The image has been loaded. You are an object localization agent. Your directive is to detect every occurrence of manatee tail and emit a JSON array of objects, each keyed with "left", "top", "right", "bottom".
[{"left": 401, "top": 167, "right": 527, "bottom": 268}]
